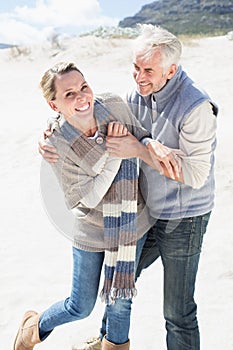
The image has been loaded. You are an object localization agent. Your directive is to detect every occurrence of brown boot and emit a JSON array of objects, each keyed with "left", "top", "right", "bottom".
[
  {"left": 13, "top": 310, "right": 41, "bottom": 350},
  {"left": 102, "top": 337, "right": 130, "bottom": 350}
]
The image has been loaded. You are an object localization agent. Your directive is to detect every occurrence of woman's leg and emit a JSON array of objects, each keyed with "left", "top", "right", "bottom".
[{"left": 39, "top": 247, "right": 104, "bottom": 340}]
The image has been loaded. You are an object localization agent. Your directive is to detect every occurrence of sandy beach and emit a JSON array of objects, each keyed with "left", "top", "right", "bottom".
[{"left": 0, "top": 33, "right": 233, "bottom": 349}]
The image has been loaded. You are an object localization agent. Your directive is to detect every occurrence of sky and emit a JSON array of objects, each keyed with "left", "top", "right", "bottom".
[{"left": 0, "top": 0, "right": 152, "bottom": 45}]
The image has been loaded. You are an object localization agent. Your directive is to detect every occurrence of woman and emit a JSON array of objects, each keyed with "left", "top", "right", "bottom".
[{"left": 13, "top": 62, "right": 152, "bottom": 350}]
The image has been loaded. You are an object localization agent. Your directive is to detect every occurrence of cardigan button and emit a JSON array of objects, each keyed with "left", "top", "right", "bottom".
[{"left": 95, "top": 136, "right": 104, "bottom": 145}]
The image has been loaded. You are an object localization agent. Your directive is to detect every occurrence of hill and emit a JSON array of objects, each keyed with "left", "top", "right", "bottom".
[{"left": 119, "top": 0, "right": 233, "bottom": 35}]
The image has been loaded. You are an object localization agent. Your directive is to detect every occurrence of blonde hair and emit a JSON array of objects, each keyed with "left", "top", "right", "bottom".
[
  {"left": 133, "top": 24, "right": 182, "bottom": 70},
  {"left": 40, "top": 62, "right": 84, "bottom": 102}
]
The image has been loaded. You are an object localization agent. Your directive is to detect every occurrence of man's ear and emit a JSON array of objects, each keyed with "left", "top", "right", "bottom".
[
  {"left": 167, "top": 64, "right": 177, "bottom": 80},
  {"left": 48, "top": 101, "right": 58, "bottom": 112}
]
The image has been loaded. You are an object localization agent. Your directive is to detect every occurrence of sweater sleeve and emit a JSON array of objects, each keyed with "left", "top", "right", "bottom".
[
  {"left": 52, "top": 149, "right": 121, "bottom": 209},
  {"left": 179, "top": 101, "right": 217, "bottom": 189}
]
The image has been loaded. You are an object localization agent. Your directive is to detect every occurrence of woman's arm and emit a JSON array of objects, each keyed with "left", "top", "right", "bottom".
[
  {"left": 50, "top": 122, "right": 129, "bottom": 209},
  {"left": 55, "top": 153, "right": 121, "bottom": 209}
]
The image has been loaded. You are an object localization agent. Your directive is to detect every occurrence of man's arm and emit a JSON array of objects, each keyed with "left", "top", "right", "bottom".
[
  {"left": 38, "top": 128, "right": 59, "bottom": 163},
  {"left": 178, "top": 101, "right": 217, "bottom": 189},
  {"left": 39, "top": 118, "right": 184, "bottom": 182},
  {"left": 106, "top": 132, "right": 184, "bottom": 182}
]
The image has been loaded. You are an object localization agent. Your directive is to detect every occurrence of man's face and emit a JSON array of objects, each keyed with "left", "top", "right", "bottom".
[{"left": 133, "top": 48, "right": 175, "bottom": 96}]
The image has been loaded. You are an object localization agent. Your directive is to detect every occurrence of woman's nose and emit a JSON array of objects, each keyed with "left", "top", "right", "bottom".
[{"left": 76, "top": 91, "right": 85, "bottom": 100}]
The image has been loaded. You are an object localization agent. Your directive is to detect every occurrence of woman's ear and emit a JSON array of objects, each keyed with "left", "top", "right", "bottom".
[{"left": 48, "top": 101, "right": 58, "bottom": 112}]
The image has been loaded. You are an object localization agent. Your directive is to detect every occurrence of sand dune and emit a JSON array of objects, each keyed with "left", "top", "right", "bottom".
[{"left": 0, "top": 34, "right": 233, "bottom": 349}]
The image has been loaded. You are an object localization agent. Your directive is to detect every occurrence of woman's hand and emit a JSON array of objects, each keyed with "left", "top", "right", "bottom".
[
  {"left": 106, "top": 125, "right": 143, "bottom": 159},
  {"left": 107, "top": 122, "right": 129, "bottom": 137}
]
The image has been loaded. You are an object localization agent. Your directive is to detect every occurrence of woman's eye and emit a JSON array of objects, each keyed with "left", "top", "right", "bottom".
[
  {"left": 66, "top": 91, "right": 74, "bottom": 97},
  {"left": 81, "top": 84, "right": 88, "bottom": 91}
]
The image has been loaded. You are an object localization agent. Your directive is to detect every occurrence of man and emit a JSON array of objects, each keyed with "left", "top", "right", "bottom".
[{"left": 39, "top": 25, "right": 217, "bottom": 350}]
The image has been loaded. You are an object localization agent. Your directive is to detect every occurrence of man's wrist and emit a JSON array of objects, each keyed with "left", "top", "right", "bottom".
[{"left": 140, "top": 137, "right": 153, "bottom": 147}]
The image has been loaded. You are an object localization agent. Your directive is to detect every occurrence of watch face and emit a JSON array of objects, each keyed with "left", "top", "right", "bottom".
[{"left": 95, "top": 136, "right": 104, "bottom": 145}]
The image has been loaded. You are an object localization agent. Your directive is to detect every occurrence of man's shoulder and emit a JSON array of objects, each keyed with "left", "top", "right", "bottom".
[{"left": 126, "top": 88, "right": 139, "bottom": 102}]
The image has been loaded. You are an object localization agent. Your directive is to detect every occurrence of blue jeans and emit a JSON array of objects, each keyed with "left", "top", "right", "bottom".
[
  {"left": 39, "top": 233, "right": 147, "bottom": 345},
  {"left": 100, "top": 212, "right": 211, "bottom": 349}
]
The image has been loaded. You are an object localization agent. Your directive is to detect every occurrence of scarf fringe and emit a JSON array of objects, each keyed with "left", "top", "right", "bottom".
[{"left": 99, "top": 287, "right": 137, "bottom": 305}]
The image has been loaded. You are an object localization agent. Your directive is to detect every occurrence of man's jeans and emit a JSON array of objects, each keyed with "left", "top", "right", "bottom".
[
  {"left": 100, "top": 212, "right": 211, "bottom": 349},
  {"left": 38, "top": 232, "right": 147, "bottom": 345}
]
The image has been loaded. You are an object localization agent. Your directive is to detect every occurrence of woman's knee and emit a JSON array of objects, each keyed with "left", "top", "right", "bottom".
[{"left": 64, "top": 297, "right": 95, "bottom": 320}]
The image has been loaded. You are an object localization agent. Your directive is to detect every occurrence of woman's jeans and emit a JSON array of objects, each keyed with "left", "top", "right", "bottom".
[
  {"left": 38, "top": 233, "right": 147, "bottom": 345},
  {"left": 100, "top": 212, "right": 211, "bottom": 349}
]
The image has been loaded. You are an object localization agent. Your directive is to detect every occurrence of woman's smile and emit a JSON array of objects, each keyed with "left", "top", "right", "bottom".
[{"left": 75, "top": 102, "right": 90, "bottom": 112}]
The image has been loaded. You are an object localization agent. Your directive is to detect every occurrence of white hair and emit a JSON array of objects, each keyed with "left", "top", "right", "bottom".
[{"left": 132, "top": 24, "right": 182, "bottom": 70}]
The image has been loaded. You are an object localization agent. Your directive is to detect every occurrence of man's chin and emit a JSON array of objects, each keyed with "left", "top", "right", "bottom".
[{"left": 137, "top": 86, "right": 151, "bottom": 96}]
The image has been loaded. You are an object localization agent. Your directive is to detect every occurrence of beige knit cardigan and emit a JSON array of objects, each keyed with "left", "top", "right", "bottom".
[{"left": 48, "top": 93, "right": 152, "bottom": 251}]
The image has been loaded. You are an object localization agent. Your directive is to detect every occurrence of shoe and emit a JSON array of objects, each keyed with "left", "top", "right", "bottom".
[
  {"left": 13, "top": 310, "right": 41, "bottom": 350},
  {"left": 72, "top": 336, "right": 102, "bottom": 350},
  {"left": 102, "top": 336, "right": 130, "bottom": 350}
]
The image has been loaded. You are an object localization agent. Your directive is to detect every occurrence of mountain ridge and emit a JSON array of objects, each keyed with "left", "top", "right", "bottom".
[{"left": 119, "top": 0, "right": 233, "bottom": 35}]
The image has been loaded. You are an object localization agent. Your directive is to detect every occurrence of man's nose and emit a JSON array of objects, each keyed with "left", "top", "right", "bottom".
[{"left": 134, "top": 70, "right": 144, "bottom": 82}]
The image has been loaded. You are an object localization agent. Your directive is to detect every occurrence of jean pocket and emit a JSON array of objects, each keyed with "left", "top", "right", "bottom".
[{"left": 190, "top": 212, "right": 211, "bottom": 251}]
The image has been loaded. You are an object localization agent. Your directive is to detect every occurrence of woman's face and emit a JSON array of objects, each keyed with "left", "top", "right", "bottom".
[{"left": 48, "top": 70, "right": 94, "bottom": 122}]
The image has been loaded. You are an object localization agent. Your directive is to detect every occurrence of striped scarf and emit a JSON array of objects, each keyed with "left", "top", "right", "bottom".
[
  {"left": 100, "top": 156, "right": 138, "bottom": 304},
  {"left": 60, "top": 98, "right": 138, "bottom": 304}
]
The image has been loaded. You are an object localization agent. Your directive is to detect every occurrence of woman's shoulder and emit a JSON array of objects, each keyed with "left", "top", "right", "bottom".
[
  {"left": 95, "top": 92, "right": 129, "bottom": 116},
  {"left": 95, "top": 92, "right": 125, "bottom": 104}
]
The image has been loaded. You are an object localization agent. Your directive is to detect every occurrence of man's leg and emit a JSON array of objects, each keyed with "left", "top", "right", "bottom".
[
  {"left": 135, "top": 225, "right": 160, "bottom": 279},
  {"left": 156, "top": 212, "right": 211, "bottom": 350}
]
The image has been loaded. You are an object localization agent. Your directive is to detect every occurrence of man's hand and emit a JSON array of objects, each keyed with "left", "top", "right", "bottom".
[
  {"left": 147, "top": 140, "right": 185, "bottom": 180},
  {"left": 106, "top": 129, "right": 185, "bottom": 181},
  {"left": 38, "top": 129, "right": 59, "bottom": 163}
]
